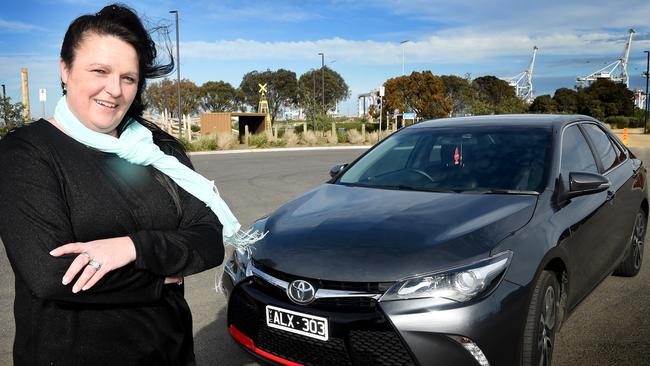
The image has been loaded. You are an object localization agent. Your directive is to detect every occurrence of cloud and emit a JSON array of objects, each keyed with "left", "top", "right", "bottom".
[
  {"left": 181, "top": 30, "right": 650, "bottom": 65},
  {"left": 0, "top": 19, "right": 47, "bottom": 33}
]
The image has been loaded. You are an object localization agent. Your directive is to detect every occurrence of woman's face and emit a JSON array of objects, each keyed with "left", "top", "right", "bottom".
[{"left": 60, "top": 32, "right": 139, "bottom": 136}]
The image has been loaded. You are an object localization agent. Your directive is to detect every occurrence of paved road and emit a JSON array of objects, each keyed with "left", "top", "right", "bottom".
[{"left": 1, "top": 146, "right": 649, "bottom": 365}]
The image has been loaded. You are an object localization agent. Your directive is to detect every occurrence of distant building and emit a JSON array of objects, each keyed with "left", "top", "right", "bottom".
[{"left": 633, "top": 88, "right": 647, "bottom": 109}]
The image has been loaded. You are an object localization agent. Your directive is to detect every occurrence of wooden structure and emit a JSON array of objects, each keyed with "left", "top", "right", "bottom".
[{"left": 200, "top": 112, "right": 266, "bottom": 142}]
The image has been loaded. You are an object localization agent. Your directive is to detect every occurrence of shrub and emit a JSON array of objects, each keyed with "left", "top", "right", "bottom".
[
  {"left": 605, "top": 116, "right": 630, "bottom": 129},
  {"left": 347, "top": 129, "right": 365, "bottom": 144},
  {"left": 249, "top": 133, "right": 268, "bottom": 147},
  {"left": 283, "top": 130, "right": 299, "bottom": 146},
  {"left": 216, "top": 132, "right": 233, "bottom": 149},
  {"left": 190, "top": 124, "right": 201, "bottom": 133},
  {"left": 301, "top": 130, "right": 318, "bottom": 145},
  {"left": 337, "top": 131, "right": 349, "bottom": 143},
  {"left": 365, "top": 131, "right": 378, "bottom": 144},
  {"left": 325, "top": 130, "right": 338, "bottom": 144}
]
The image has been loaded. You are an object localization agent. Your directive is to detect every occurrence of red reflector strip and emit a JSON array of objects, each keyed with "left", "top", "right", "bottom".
[{"left": 229, "top": 325, "right": 305, "bottom": 366}]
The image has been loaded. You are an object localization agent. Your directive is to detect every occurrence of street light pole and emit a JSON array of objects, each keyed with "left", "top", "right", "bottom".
[
  {"left": 170, "top": 10, "right": 182, "bottom": 137},
  {"left": 400, "top": 40, "right": 410, "bottom": 76},
  {"left": 318, "top": 53, "right": 325, "bottom": 118},
  {"left": 1, "top": 84, "right": 5, "bottom": 99},
  {"left": 643, "top": 51, "right": 650, "bottom": 133}
]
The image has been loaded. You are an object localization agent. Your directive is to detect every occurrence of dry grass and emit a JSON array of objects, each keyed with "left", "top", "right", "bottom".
[
  {"left": 325, "top": 130, "right": 338, "bottom": 144},
  {"left": 216, "top": 132, "right": 233, "bottom": 149},
  {"left": 283, "top": 129, "right": 299, "bottom": 146},
  {"left": 347, "top": 129, "right": 365, "bottom": 144},
  {"left": 301, "top": 130, "right": 318, "bottom": 145}
]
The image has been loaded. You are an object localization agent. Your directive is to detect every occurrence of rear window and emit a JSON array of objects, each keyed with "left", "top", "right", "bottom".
[{"left": 339, "top": 125, "right": 552, "bottom": 193}]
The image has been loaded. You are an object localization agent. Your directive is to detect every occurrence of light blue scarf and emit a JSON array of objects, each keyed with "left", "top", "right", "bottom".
[{"left": 53, "top": 96, "right": 265, "bottom": 248}]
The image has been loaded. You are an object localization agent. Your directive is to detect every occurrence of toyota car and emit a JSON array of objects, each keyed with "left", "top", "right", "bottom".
[{"left": 221, "top": 115, "right": 647, "bottom": 366}]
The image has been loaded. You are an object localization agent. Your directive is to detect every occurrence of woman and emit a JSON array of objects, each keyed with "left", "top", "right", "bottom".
[{"left": 0, "top": 5, "right": 233, "bottom": 365}]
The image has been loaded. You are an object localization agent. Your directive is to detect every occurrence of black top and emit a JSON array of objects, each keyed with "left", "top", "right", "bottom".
[{"left": 0, "top": 120, "right": 224, "bottom": 366}]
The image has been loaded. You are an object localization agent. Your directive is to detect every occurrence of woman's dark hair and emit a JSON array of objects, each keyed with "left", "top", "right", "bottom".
[{"left": 60, "top": 3, "right": 183, "bottom": 151}]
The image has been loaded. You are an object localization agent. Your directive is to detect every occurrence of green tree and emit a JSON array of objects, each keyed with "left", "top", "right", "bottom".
[
  {"left": 383, "top": 71, "right": 452, "bottom": 120},
  {"left": 297, "top": 67, "right": 350, "bottom": 123},
  {"left": 578, "top": 79, "right": 634, "bottom": 117},
  {"left": 240, "top": 69, "right": 298, "bottom": 123},
  {"left": 471, "top": 75, "right": 527, "bottom": 115},
  {"left": 200, "top": 81, "right": 238, "bottom": 112},
  {"left": 0, "top": 96, "right": 26, "bottom": 138},
  {"left": 144, "top": 78, "right": 201, "bottom": 117},
  {"left": 529, "top": 95, "right": 559, "bottom": 113},
  {"left": 553, "top": 88, "right": 579, "bottom": 114},
  {"left": 440, "top": 75, "right": 473, "bottom": 116}
]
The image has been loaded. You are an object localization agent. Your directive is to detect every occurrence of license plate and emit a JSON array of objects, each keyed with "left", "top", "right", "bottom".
[{"left": 266, "top": 305, "right": 329, "bottom": 341}]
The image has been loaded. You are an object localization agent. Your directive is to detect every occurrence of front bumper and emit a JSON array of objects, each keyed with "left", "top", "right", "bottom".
[{"left": 222, "top": 267, "right": 527, "bottom": 366}]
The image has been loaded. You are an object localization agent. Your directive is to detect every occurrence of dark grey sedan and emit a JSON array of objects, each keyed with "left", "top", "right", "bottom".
[{"left": 221, "top": 115, "right": 647, "bottom": 366}]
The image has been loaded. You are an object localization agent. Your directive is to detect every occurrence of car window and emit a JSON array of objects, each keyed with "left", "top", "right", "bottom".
[
  {"left": 560, "top": 125, "right": 598, "bottom": 178},
  {"left": 581, "top": 124, "right": 621, "bottom": 172},
  {"left": 339, "top": 126, "right": 551, "bottom": 193}
]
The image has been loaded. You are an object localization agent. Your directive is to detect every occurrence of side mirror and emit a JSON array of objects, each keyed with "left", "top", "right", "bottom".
[
  {"left": 329, "top": 163, "right": 348, "bottom": 178},
  {"left": 565, "top": 172, "right": 610, "bottom": 199}
]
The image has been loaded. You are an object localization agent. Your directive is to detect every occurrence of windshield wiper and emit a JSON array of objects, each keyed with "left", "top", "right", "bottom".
[{"left": 461, "top": 188, "right": 539, "bottom": 196}]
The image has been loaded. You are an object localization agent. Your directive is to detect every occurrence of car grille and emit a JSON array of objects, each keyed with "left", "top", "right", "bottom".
[
  {"left": 251, "top": 260, "right": 393, "bottom": 312},
  {"left": 228, "top": 282, "right": 417, "bottom": 366}
]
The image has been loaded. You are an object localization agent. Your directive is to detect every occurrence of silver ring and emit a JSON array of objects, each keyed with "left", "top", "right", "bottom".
[{"left": 88, "top": 259, "right": 102, "bottom": 272}]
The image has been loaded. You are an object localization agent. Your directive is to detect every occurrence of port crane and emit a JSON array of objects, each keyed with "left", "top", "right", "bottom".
[
  {"left": 505, "top": 46, "right": 538, "bottom": 103},
  {"left": 576, "top": 29, "right": 635, "bottom": 87}
]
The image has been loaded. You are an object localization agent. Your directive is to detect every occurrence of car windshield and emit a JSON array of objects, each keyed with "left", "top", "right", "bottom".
[{"left": 338, "top": 125, "right": 552, "bottom": 193}]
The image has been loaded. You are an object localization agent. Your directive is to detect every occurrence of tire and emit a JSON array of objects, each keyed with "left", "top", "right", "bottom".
[
  {"left": 521, "top": 271, "right": 560, "bottom": 366},
  {"left": 613, "top": 209, "right": 646, "bottom": 277}
]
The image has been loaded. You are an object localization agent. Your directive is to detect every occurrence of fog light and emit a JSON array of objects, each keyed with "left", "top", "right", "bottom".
[{"left": 454, "top": 336, "right": 490, "bottom": 366}]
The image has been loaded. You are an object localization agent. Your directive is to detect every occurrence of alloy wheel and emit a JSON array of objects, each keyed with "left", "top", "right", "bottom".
[
  {"left": 537, "top": 286, "right": 556, "bottom": 366},
  {"left": 632, "top": 213, "right": 646, "bottom": 270}
]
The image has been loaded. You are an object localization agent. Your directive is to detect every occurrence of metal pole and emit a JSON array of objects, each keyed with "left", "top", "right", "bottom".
[
  {"left": 319, "top": 53, "right": 325, "bottom": 119},
  {"left": 400, "top": 40, "right": 409, "bottom": 76},
  {"left": 312, "top": 70, "right": 315, "bottom": 130},
  {"left": 1, "top": 84, "right": 5, "bottom": 99},
  {"left": 170, "top": 10, "right": 182, "bottom": 137},
  {"left": 643, "top": 51, "right": 650, "bottom": 134}
]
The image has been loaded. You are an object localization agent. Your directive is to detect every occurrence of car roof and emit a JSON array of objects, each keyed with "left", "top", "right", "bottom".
[{"left": 409, "top": 114, "right": 599, "bottom": 129}]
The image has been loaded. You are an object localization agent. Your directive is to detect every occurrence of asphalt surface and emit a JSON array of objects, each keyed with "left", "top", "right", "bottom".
[{"left": 1, "top": 144, "right": 649, "bottom": 365}]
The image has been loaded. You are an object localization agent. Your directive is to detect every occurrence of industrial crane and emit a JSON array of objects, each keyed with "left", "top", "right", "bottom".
[
  {"left": 506, "top": 46, "right": 538, "bottom": 103},
  {"left": 576, "top": 29, "right": 635, "bottom": 87}
]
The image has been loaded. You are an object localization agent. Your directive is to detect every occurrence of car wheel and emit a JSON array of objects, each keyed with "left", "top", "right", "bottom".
[
  {"left": 522, "top": 270, "right": 559, "bottom": 366},
  {"left": 613, "top": 209, "right": 646, "bottom": 277}
]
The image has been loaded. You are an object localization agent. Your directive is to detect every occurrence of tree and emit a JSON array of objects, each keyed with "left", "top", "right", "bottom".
[
  {"left": 0, "top": 96, "right": 26, "bottom": 138},
  {"left": 578, "top": 79, "right": 634, "bottom": 117},
  {"left": 144, "top": 78, "right": 201, "bottom": 117},
  {"left": 529, "top": 95, "right": 559, "bottom": 113},
  {"left": 553, "top": 88, "right": 579, "bottom": 114},
  {"left": 200, "top": 81, "right": 238, "bottom": 112},
  {"left": 383, "top": 71, "right": 452, "bottom": 120},
  {"left": 240, "top": 69, "right": 298, "bottom": 123},
  {"left": 297, "top": 67, "right": 350, "bottom": 123},
  {"left": 471, "top": 75, "right": 527, "bottom": 115},
  {"left": 440, "top": 75, "right": 473, "bottom": 116}
]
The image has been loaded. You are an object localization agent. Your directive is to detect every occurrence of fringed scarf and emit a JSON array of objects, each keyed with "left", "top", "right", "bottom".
[{"left": 54, "top": 96, "right": 265, "bottom": 249}]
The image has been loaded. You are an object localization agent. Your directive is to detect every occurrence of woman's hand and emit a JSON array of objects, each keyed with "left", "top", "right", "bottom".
[{"left": 50, "top": 236, "right": 137, "bottom": 293}]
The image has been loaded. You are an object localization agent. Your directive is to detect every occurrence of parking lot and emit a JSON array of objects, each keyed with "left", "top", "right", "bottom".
[{"left": 1, "top": 139, "right": 650, "bottom": 365}]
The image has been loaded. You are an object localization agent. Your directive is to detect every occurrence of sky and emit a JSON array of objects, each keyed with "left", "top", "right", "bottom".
[{"left": 1, "top": 0, "right": 649, "bottom": 119}]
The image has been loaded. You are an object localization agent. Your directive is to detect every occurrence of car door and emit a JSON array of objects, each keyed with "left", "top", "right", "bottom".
[
  {"left": 580, "top": 123, "right": 635, "bottom": 272},
  {"left": 556, "top": 124, "right": 614, "bottom": 307}
]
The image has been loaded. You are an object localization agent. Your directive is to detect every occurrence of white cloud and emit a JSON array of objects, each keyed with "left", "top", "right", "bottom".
[
  {"left": 0, "top": 19, "right": 47, "bottom": 33},
  {"left": 181, "top": 30, "right": 650, "bottom": 65}
]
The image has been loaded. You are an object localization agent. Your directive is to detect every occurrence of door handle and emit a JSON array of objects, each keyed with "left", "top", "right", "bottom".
[{"left": 606, "top": 190, "right": 616, "bottom": 201}]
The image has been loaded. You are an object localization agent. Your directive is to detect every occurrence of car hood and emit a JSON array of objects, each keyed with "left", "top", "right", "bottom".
[{"left": 252, "top": 184, "right": 537, "bottom": 282}]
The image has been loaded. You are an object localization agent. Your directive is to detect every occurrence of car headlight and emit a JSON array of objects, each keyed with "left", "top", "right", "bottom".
[{"left": 380, "top": 251, "right": 512, "bottom": 303}]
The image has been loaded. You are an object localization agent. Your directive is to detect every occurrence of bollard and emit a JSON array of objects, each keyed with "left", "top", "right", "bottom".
[
  {"left": 623, "top": 128, "right": 629, "bottom": 145},
  {"left": 245, "top": 125, "right": 250, "bottom": 146},
  {"left": 361, "top": 123, "right": 366, "bottom": 139},
  {"left": 274, "top": 126, "right": 278, "bottom": 139},
  {"left": 303, "top": 123, "right": 307, "bottom": 133},
  {"left": 331, "top": 122, "right": 336, "bottom": 137}
]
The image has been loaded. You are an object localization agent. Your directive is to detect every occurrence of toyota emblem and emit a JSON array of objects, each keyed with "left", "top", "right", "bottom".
[{"left": 287, "top": 280, "right": 316, "bottom": 304}]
